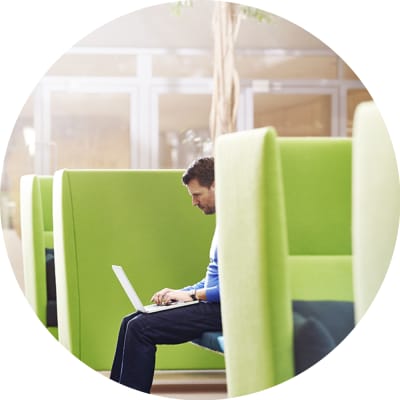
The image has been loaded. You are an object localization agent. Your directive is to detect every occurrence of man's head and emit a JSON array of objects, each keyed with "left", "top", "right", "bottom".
[{"left": 182, "top": 157, "right": 215, "bottom": 215}]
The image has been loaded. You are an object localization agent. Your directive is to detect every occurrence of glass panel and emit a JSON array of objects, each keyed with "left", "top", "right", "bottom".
[
  {"left": 158, "top": 93, "right": 212, "bottom": 168},
  {"left": 237, "top": 54, "right": 338, "bottom": 80},
  {"left": 47, "top": 54, "right": 137, "bottom": 77},
  {"left": 254, "top": 93, "right": 332, "bottom": 136},
  {"left": 347, "top": 89, "right": 373, "bottom": 136},
  {"left": 50, "top": 92, "right": 131, "bottom": 169},
  {"left": 152, "top": 54, "right": 213, "bottom": 78},
  {"left": 1, "top": 95, "right": 35, "bottom": 234},
  {"left": 343, "top": 62, "right": 359, "bottom": 80}
]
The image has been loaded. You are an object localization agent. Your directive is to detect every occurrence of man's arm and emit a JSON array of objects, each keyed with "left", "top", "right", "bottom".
[
  {"left": 193, "top": 288, "right": 207, "bottom": 301},
  {"left": 151, "top": 287, "right": 207, "bottom": 305}
]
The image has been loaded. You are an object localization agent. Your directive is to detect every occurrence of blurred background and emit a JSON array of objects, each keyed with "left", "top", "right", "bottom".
[{"left": 1, "top": 1, "right": 371, "bottom": 289}]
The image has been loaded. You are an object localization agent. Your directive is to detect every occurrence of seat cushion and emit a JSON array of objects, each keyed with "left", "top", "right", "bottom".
[
  {"left": 293, "top": 300, "right": 355, "bottom": 344},
  {"left": 293, "top": 311, "right": 335, "bottom": 374},
  {"left": 293, "top": 300, "right": 355, "bottom": 374},
  {"left": 192, "top": 331, "right": 224, "bottom": 353}
]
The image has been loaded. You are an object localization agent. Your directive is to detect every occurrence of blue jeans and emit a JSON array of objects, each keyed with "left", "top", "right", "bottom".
[{"left": 110, "top": 302, "right": 222, "bottom": 393}]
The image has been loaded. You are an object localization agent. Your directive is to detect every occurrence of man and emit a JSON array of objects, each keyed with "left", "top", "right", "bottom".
[{"left": 110, "top": 157, "right": 221, "bottom": 393}]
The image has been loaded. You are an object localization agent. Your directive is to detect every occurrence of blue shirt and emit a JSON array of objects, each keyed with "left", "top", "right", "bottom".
[{"left": 181, "top": 229, "right": 220, "bottom": 303}]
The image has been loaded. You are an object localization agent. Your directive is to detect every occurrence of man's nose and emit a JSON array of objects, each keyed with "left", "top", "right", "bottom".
[{"left": 192, "top": 197, "right": 199, "bottom": 206}]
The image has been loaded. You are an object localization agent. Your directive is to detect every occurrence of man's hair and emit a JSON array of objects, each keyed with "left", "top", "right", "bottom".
[{"left": 182, "top": 157, "right": 214, "bottom": 188}]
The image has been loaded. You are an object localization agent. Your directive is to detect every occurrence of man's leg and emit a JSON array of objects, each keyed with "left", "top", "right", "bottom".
[
  {"left": 109, "top": 312, "right": 141, "bottom": 382},
  {"left": 112, "top": 302, "right": 222, "bottom": 393}
]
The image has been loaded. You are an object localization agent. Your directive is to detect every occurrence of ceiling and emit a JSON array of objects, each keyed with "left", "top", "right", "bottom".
[
  {"left": 75, "top": 1, "right": 329, "bottom": 51},
  {"left": 19, "top": 1, "right": 356, "bottom": 125},
  {"left": 42, "top": 0, "right": 343, "bottom": 85}
]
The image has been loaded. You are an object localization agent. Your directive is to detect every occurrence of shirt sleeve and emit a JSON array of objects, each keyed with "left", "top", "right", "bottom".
[
  {"left": 180, "top": 279, "right": 205, "bottom": 292},
  {"left": 179, "top": 228, "right": 220, "bottom": 303},
  {"left": 205, "top": 285, "right": 220, "bottom": 303}
]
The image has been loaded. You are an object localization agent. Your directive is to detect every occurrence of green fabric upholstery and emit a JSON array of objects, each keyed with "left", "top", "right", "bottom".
[
  {"left": 279, "top": 137, "right": 352, "bottom": 256},
  {"left": 52, "top": 169, "right": 224, "bottom": 371},
  {"left": 288, "top": 256, "right": 353, "bottom": 301},
  {"left": 20, "top": 175, "right": 57, "bottom": 338},
  {"left": 215, "top": 128, "right": 353, "bottom": 397},
  {"left": 352, "top": 101, "right": 400, "bottom": 322},
  {"left": 216, "top": 128, "right": 293, "bottom": 396}
]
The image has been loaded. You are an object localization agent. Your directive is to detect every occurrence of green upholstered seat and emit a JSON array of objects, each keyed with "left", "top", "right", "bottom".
[
  {"left": 52, "top": 169, "right": 225, "bottom": 371},
  {"left": 216, "top": 128, "right": 293, "bottom": 396},
  {"left": 352, "top": 101, "right": 400, "bottom": 322},
  {"left": 20, "top": 175, "right": 58, "bottom": 338},
  {"left": 215, "top": 128, "right": 353, "bottom": 397},
  {"left": 288, "top": 256, "right": 353, "bottom": 301}
]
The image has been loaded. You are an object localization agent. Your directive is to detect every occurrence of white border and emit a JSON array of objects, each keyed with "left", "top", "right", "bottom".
[{"left": 0, "top": 1, "right": 398, "bottom": 399}]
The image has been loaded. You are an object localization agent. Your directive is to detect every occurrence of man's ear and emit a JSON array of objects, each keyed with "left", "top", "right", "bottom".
[{"left": 210, "top": 182, "right": 215, "bottom": 191}]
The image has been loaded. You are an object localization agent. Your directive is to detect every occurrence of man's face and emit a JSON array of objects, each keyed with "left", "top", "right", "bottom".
[{"left": 186, "top": 178, "right": 216, "bottom": 215}]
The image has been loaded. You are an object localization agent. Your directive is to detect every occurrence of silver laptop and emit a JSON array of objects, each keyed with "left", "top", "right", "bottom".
[{"left": 112, "top": 265, "right": 198, "bottom": 313}]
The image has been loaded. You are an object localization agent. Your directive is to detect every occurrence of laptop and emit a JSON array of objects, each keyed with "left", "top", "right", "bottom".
[{"left": 112, "top": 265, "right": 198, "bottom": 313}]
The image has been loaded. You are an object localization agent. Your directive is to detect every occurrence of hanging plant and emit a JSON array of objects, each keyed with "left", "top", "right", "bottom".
[
  {"left": 209, "top": 2, "right": 241, "bottom": 141},
  {"left": 171, "top": 0, "right": 194, "bottom": 16},
  {"left": 239, "top": 5, "right": 272, "bottom": 23},
  {"left": 172, "top": 1, "right": 273, "bottom": 142},
  {"left": 171, "top": 1, "right": 271, "bottom": 21}
]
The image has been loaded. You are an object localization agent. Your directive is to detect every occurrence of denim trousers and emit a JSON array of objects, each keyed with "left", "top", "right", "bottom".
[{"left": 109, "top": 302, "right": 222, "bottom": 393}]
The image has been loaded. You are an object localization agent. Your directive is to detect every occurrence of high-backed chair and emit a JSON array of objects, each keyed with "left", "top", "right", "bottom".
[
  {"left": 52, "top": 169, "right": 224, "bottom": 371},
  {"left": 20, "top": 175, "right": 58, "bottom": 338},
  {"left": 352, "top": 101, "right": 400, "bottom": 322},
  {"left": 216, "top": 128, "right": 354, "bottom": 397},
  {"left": 280, "top": 137, "right": 353, "bottom": 302}
]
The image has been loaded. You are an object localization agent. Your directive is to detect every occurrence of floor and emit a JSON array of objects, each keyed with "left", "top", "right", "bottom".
[
  {"left": 151, "top": 370, "right": 227, "bottom": 399},
  {"left": 100, "top": 370, "right": 227, "bottom": 400},
  {"left": 156, "top": 391, "right": 227, "bottom": 400}
]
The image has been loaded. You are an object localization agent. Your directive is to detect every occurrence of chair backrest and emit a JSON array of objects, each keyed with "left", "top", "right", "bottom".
[
  {"left": 216, "top": 128, "right": 293, "bottom": 396},
  {"left": 279, "top": 137, "right": 352, "bottom": 256},
  {"left": 52, "top": 169, "right": 224, "bottom": 371},
  {"left": 20, "top": 175, "right": 57, "bottom": 338},
  {"left": 216, "top": 128, "right": 354, "bottom": 397},
  {"left": 279, "top": 138, "right": 353, "bottom": 302},
  {"left": 352, "top": 101, "right": 400, "bottom": 322}
]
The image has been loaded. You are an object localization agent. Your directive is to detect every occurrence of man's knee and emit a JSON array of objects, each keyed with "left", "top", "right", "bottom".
[
  {"left": 125, "top": 314, "right": 157, "bottom": 345},
  {"left": 121, "top": 312, "right": 140, "bottom": 329},
  {"left": 126, "top": 313, "right": 148, "bottom": 334}
]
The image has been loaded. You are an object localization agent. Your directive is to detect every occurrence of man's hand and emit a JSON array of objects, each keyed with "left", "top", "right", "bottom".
[{"left": 151, "top": 288, "right": 193, "bottom": 305}]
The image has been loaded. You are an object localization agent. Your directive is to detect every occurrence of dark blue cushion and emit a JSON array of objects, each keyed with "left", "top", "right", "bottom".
[
  {"left": 293, "top": 311, "right": 335, "bottom": 374},
  {"left": 217, "top": 336, "right": 225, "bottom": 352},
  {"left": 191, "top": 300, "right": 355, "bottom": 372},
  {"left": 192, "top": 331, "right": 224, "bottom": 353},
  {"left": 293, "top": 300, "right": 355, "bottom": 345},
  {"left": 45, "top": 248, "right": 57, "bottom": 327},
  {"left": 292, "top": 300, "right": 355, "bottom": 374}
]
